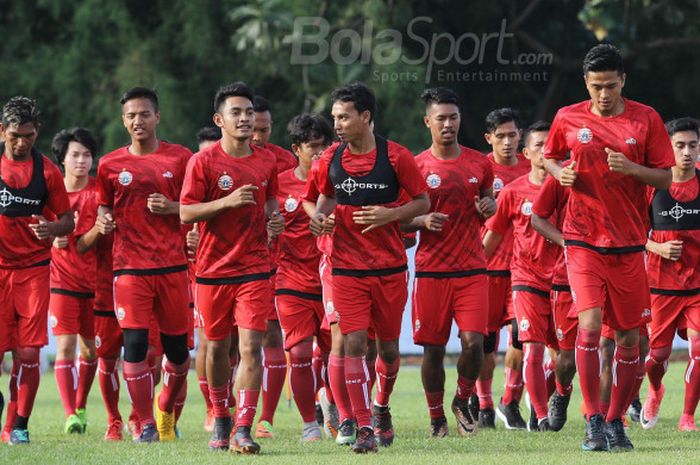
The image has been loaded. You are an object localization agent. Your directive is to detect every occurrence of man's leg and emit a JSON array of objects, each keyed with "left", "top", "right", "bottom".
[
  {"left": 232, "top": 328, "right": 265, "bottom": 454},
  {"left": 598, "top": 333, "right": 614, "bottom": 418},
  {"left": 195, "top": 327, "right": 214, "bottom": 432},
  {"left": 681, "top": 329, "right": 700, "bottom": 430},
  {"left": 75, "top": 335, "right": 97, "bottom": 430},
  {"left": 256, "top": 319, "right": 286, "bottom": 438},
  {"left": 421, "top": 345, "right": 447, "bottom": 436},
  {"left": 54, "top": 334, "right": 79, "bottom": 421}
]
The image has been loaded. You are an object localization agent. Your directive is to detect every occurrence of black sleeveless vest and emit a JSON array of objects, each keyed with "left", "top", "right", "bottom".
[
  {"left": 328, "top": 135, "right": 399, "bottom": 206},
  {"left": 0, "top": 144, "right": 48, "bottom": 217},
  {"left": 650, "top": 170, "right": 700, "bottom": 231}
]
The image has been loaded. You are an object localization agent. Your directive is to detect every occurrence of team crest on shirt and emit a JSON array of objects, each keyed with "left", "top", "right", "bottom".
[
  {"left": 117, "top": 307, "right": 126, "bottom": 321},
  {"left": 325, "top": 301, "right": 335, "bottom": 316},
  {"left": 49, "top": 314, "right": 58, "bottom": 329},
  {"left": 521, "top": 201, "right": 533, "bottom": 216},
  {"left": 626, "top": 138, "right": 637, "bottom": 145},
  {"left": 519, "top": 318, "right": 530, "bottom": 332},
  {"left": 415, "top": 319, "right": 421, "bottom": 332},
  {"left": 641, "top": 308, "right": 651, "bottom": 319},
  {"left": 577, "top": 128, "right": 593, "bottom": 144},
  {"left": 162, "top": 171, "right": 174, "bottom": 178},
  {"left": 556, "top": 328, "right": 564, "bottom": 341},
  {"left": 95, "top": 336, "right": 102, "bottom": 349},
  {"left": 493, "top": 177, "right": 504, "bottom": 193},
  {"left": 469, "top": 177, "right": 479, "bottom": 184},
  {"left": 284, "top": 196, "right": 298, "bottom": 212},
  {"left": 118, "top": 170, "right": 133, "bottom": 186},
  {"left": 217, "top": 174, "right": 233, "bottom": 191},
  {"left": 426, "top": 173, "right": 442, "bottom": 189}
]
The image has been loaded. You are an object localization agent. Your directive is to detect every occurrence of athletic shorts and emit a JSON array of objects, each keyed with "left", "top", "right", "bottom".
[
  {"left": 320, "top": 255, "right": 337, "bottom": 325},
  {"left": 275, "top": 292, "right": 330, "bottom": 352},
  {"left": 512, "top": 286, "right": 556, "bottom": 347},
  {"left": 487, "top": 273, "right": 513, "bottom": 332},
  {"left": 195, "top": 278, "right": 271, "bottom": 341},
  {"left": 649, "top": 293, "right": 700, "bottom": 349},
  {"left": 49, "top": 291, "right": 95, "bottom": 338},
  {"left": 267, "top": 272, "right": 279, "bottom": 321},
  {"left": 333, "top": 271, "right": 408, "bottom": 341},
  {"left": 551, "top": 286, "right": 577, "bottom": 351},
  {"left": 565, "top": 246, "right": 650, "bottom": 331},
  {"left": 0, "top": 265, "right": 50, "bottom": 351},
  {"left": 94, "top": 310, "right": 123, "bottom": 358},
  {"left": 412, "top": 274, "right": 488, "bottom": 346}
]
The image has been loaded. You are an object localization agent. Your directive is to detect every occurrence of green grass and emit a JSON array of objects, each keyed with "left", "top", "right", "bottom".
[{"left": 1, "top": 361, "right": 699, "bottom": 464}]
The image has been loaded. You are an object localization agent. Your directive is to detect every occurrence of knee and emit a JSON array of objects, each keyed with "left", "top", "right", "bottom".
[
  {"left": 123, "top": 329, "right": 149, "bottom": 363},
  {"left": 423, "top": 345, "right": 445, "bottom": 365},
  {"left": 461, "top": 333, "right": 484, "bottom": 356},
  {"left": 378, "top": 341, "right": 399, "bottom": 363},
  {"left": 160, "top": 333, "right": 189, "bottom": 365},
  {"left": 649, "top": 346, "right": 672, "bottom": 364},
  {"left": 558, "top": 351, "right": 576, "bottom": 374},
  {"left": 510, "top": 323, "right": 523, "bottom": 351},
  {"left": 81, "top": 345, "right": 97, "bottom": 361}
]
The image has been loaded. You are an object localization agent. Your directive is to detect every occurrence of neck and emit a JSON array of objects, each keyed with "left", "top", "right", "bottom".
[
  {"left": 129, "top": 137, "right": 159, "bottom": 155},
  {"left": 221, "top": 136, "right": 253, "bottom": 158},
  {"left": 673, "top": 165, "right": 696, "bottom": 183},
  {"left": 431, "top": 141, "right": 461, "bottom": 160},
  {"left": 591, "top": 98, "right": 625, "bottom": 118},
  {"left": 347, "top": 130, "right": 375, "bottom": 154},
  {"left": 295, "top": 161, "right": 310, "bottom": 181},
  {"left": 3, "top": 149, "right": 31, "bottom": 162},
  {"left": 529, "top": 167, "right": 547, "bottom": 185},
  {"left": 493, "top": 152, "right": 517, "bottom": 166},
  {"left": 64, "top": 173, "right": 89, "bottom": 192}
]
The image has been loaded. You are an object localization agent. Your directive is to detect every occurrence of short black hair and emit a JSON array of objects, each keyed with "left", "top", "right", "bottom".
[
  {"left": 582, "top": 44, "right": 624, "bottom": 75},
  {"left": 214, "top": 81, "right": 255, "bottom": 112},
  {"left": 196, "top": 126, "right": 221, "bottom": 143},
  {"left": 287, "top": 113, "right": 334, "bottom": 146},
  {"left": 51, "top": 127, "right": 98, "bottom": 164},
  {"left": 666, "top": 117, "right": 700, "bottom": 138},
  {"left": 420, "top": 87, "right": 459, "bottom": 109},
  {"left": 524, "top": 120, "right": 551, "bottom": 144},
  {"left": 330, "top": 81, "right": 376, "bottom": 123},
  {"left": 253, "top": 95, "right": 271, "bottom": 113},
  {"left": 2, "top": 96, "right": 40, "bottom": 128},
  {"left": 485, "top": 107, "right": 520, "bottom": 133},
  {"left": 120, "top": 87, "right": 159, "bottom": 111}
]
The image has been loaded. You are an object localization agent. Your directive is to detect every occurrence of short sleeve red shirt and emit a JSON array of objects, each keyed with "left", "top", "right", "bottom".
[
  {"left": 0, "top": 153, "right": 71, "bottom": 268},
  {"left": 265, "top": 143, "right": 298, "bottom": 173},
  {"left": 532, "top": 175, "right": 570, "bottom": 286},
  {"left": 96, "top": 141, "right": 192, "bottom": 273},
  {"left": 486, "top": 175, "right": 559, "bottom": 291},
  {"left": 180, "top": 142, "right": 278, "bottom": 279},
  {"left": 315, "top": 139, "right": 427, "bottom": 271},
  {"left": 544, "top": 99, "right": 675, "bottom": 249},
  {"left": 50, "top": 177, "right": 99, "bottom": 293},
  {"left": 414, "top": 146, "right": 494, "bottom": 273},
  {"left": 93, "top": 233, "right": 114, "bottom": 311}
]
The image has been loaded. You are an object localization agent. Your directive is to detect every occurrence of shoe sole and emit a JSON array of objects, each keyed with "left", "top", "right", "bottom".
[
  {"left": 452, "top": 408, "right": 477, "bottom": 436},
  {"left": 640, "top": 408, "right": 658, "bottom": 430},
  {"left": 581, "top": 443, "right": 609, "bottom": 452},
  {"left": 495, "top": 408, "right": 524, "bottom": 430},
  {"left": 351, "top": 446, "right": 377, "bottom": 454},
  {"left": 232, "top": 444, "right": 260, "bottom": 454}
]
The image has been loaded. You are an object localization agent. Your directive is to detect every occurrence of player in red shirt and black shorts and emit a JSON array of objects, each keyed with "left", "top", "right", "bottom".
[
  {"left": 310, "top": 82, "right": 430, "bottom": 453},
  {"left": 0, "top": 97, "right": 74, "bottom": 445},
  {"left": 543, "top": 44, "right": 674, "bottom": 451},
  {"left": 403, "top": 88, "right": 495, "bottom": 437},
  {"left": 97, "top": 87, "right": 192, "bottom": 443},
  {"left": 642, "top": 117, "right": 700, "bottom": 432},
  {"left": 180, "top": 82, "right": 284, "bottom": 454}
]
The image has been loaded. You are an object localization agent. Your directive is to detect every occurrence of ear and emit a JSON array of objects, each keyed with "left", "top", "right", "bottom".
[
  {"left": 291, "top": 143, "right": 301, "bottom": 158},
  {"left": 620, "top": 72, "right": 626, "bottom": 89},
  {"left": 361, "top": 110, "right": 371, "bottom": 125},
  {"left": 154, "top": 111, "right": 161, "bottom": 125},
  {"left": 213, "top": 113, "right": 224, "bottom": 129},
  {"left": 484, "top": 132, "right": 493, "bottom": 145},
  {"left": 423, "top": 115, "right": 430, "bottom": 129}
]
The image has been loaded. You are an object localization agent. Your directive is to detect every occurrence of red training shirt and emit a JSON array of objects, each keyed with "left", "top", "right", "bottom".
[{"left": 532, "top": 174, "right": 570, "bottom": 287}]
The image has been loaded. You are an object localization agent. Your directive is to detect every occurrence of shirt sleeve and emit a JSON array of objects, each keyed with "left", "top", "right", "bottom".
[
  {"left": 394, "top": 147, "right": 428, "bottom": 198},
  {"left": 644, "top": 110, "right": 676, "bottom": 169},
  {"left": 302, "top": 163, "right": 321, "bottom": 203},
  {"left": 44, "top": 160, "right": 71, "bottom": 216},
  {"left": 532, "top": 176, "right": 559, "bottom": 219},
  {"left": 481, "top": 160, "right": 495, "bottom": 194},
  {"left": 179, "top": 155, "right": 207, "bottom": 205},
  {"left": 316, "top": 155, "right": 335, "bottom": 197},
  {"left": 96, "top": 160, "right": 114, "bottom": 207},
  {"left": 485, "top": 187, "right": 512, "bottom": 234},
  {"left": 74, "top": 191, "right": 98, "bottom": 237},
  {"left": 543, "top": 110, "right": 568, "bottom": 161},
  {"left": 266, "top": 161, "right": 278, "bottom": 200}
]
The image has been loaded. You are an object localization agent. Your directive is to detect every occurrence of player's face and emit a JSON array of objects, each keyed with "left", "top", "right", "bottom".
[
  {"left": 485, "top": 121, "right": 520, "bottom": 161},
  {"left": 424, "top": 103, "right": 460, "bottom": 146},
  {"left": 293, "top": 136, "right": 329, "bottom": 166},
  {"left": 523, "top": 130, "right": 548, "bottom": 170},
  {"left": 122, "top": 98, "right": 160, "bottom": 143},
  {"left": 252, "top": 111, "right": 272, "bottom": 147},
  {"left": 198, "top": 139, "right": 218, "bottom": 151},
  {"left": 214, "top": 97, "right": 255, "bottom": 141},
  {"left": 671, "top": 131, "right": 699, "bottom": 171},
  {"left": 0, "top": 122, "right": 38, "bottom": 160},
  {"left": 63, "top": 141, "right": 93, "bottom": 177},
  {"left": 584, "top": 71, "right": 625, "bottom": 116},
  {"left": 331, "top": 101, "right": 370, "bottom": 144}
]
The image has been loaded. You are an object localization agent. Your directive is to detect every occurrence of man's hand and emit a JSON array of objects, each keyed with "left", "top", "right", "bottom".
[
  {"left": 423, "top": 212, "right": 449, "bottom": 232},
  {"left": 310, "top": 212, "right": 330, "bottom": 236},
  {"left": 606, "top": 148, "right": 637, "bottom": 176},
  {"left": 475, "top": 195, "right": 496, "bottom": 218},
  {"left": 266, "top": 211, "right": 284, "bottom": 239},
  {"left": 186, "top": 223, "right": 199, "bottom": 257},
  {"left": 96, "top": 213, "right": 116, "bottom": 235},
  {"left": 53, "top": 236, "right": 69, "bottom": 249},
  {"left": 558, "top": 161, "right": 577, "bottom": 187},
  {"left": 655, "top": 240, "right": 683, "bottom": 261},
  {"left": 28, "top": 215, "right": 52, "bottom": 240},
  {"left": 222, "top": 184, "right": 258, "bottom": 209},
  {"left": 147, "top": 193, "right": 175, "bottom": 215},
  {"left": 352, "top": 205, "right": 397, "bottom": 234}
]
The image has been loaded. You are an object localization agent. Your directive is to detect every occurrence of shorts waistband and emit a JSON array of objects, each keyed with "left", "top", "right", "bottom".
[
  {"left": 415, "top": 268, "right": 486, "bottom": 279},
  {"left": 564, "top": 240, "right": 645, "bottom": 255},
  {"left": 114, "top": 264, "right": 188, "bottom": 276},
  {"left": 650, "top": 287, "right": 700, "bottom": 297},
  {"left": 50, "top": 288, "right": 95, "bottom": 299},
  {"left": 485, "top": 270, "right": 511, "bottom": 277},
  {"left": 512, "top": 284, "right": 550, "bottom": 298},
  {"left": 332, "top": 264, "right": 408, "bottom": 278},
  {"left": 196, "top": 272, "right": 270, "bottom": 285},
  {"left": 275, "top": 288, "right": 323, "bottom": 301},
  {"left": 551, "top": 284, "right": 571, "bottom": 292}
]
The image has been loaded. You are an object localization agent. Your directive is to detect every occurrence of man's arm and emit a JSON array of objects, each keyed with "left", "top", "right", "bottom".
[
  {"left": 76, "top": 211, "right": 116, "bottom": 254},
  {"left": 482, "top": 229, "right": 503, "bottom": 259},
  {"left": 147, "top": 193, "right": 180, "bottom": 216},
  {"left": 545, "top": 159, "right": 578, "bottom": 187},
  {"left": 645, "top": 238, "right": 683, "bottom": 261},
  {"left": 531, "top": 213, "right": 564, "bottom": 247},
  {"left": 29, "top": 210, "right": 74, "bottom": 240},
  {"left": 310, "top": 194, "right": 337, "bottom": 236},
  {"left": 352, "top": 192, "right": 430, "bottom": 234},
  {"left": 606, "top": 148, "right": 671, "bottom": 189},
  {"left": 180, "top": 184, "right": 258, "bottom": 224}
]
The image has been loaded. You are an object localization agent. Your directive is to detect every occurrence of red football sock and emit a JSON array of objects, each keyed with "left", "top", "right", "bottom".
[
  {"left": 312, "top": 345, "right": 323, "bottom": 396},
  {"left": 374, "top": 356, "right": 399, "bottom": 407},
  {"left": 234, "top": 389, "right": 260, "bottom": 428},
  {"left": 174, "top": 378, "right": 187, "bottom": 422},
  {"left": 289, "top": 343, "right": 316, "bottom": 423},
  {"left": 147, "top": 348, "right": 159, "bottom": 386},
  {"left": 476, "top": 377, "right": 494, "bottom": 409},
  {"left": 3, "top": 360, "right": 20, "bottom": 435},
  {"left": 425, "top": 390, "right": 445, "bottom": 420},
  {"left": 555, "top": 379, "right": 573, "bottom": 397},
  {"left": 645, "top": 346, "right": 671, "bottom": 392},
  {"left": 198, "top": 376, "right": 213, "bottom": 409},
  {"left": 626, "top": 355, "right": 646, "bottom": 409},
  {"left": 345, "top": 356, "right": 371, "bottom": 428},
  {"left": 322, "top": 356, "right": 334, "bottom": 404},
  {"left": 328, "top": 354, "right": 353, "bottom": 423},
  {"left": 210, "top": 384, "right": 231, "bottom": 419},
  {"left": 600, "top": 401, "right": 610, "bottom": 417},
  {"left": 76, "top": 357, "right": 97, "bottom": 410},
  {"left": 523, "top": 343, "right": 548, "bottom": 420},
  {"left": 606, "top": 344, "right": 639, "bottom": 422},
  {"left": 575, "top": 327, "right": 601, "bottom": 418},
  {"left": 98, "top": 358, "right": 121, "bottom": 422},
  {"left": 544, "top": 357, "right": 556, "bottom": 399},
  {"left": 683, "top": 336, "right": 700, "bottom": 416},
  {"left": 158, "top": 357, "right": 190, "bottom": 413},
  {"left": 258, "top": 347, "right": 286, "bottom": 424},
  {"left": 456, "top": 376, "right": 476, "bottom": 401},
  {"left": 54, "top": 359, "right": 77, "bottom": 416},
  {"left": 123, "top": 360, "right": 155, "bottom": 425},
  {"left": 502, "top": 367, "right": 523, "bottom": 405},
  {"left": 228, "top": 353, "right": 238, "bottom": 409},
  {"left": 16, "top": 348, "right": 41, "bottom": 418}
]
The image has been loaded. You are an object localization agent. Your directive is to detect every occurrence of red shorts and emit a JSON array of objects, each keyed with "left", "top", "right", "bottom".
[
  {"left": 267, "top": 273, "right": 279, "bottom": 321},
  {"left": 275, "top": 292, "right": 329, "bottom": 351},
  {"left": 487, "top": 273, "right": 513, "bottom": 332},
  {"left": 320, "top": 255, "right": 337, "bottom": 325},
  {"left": 412, "top": 274, "right": 488, "bottom": 346},
  {"left": 333, "top": 271, "right": 408, "bottom": 341},
  {"left": 195, "top": 278, "right": 271, "bottom": 341},
  {"left": 94, "top": 311, "right": 123, "bottom": 358},
  {"left": 113, "top": 271, "right": 190, "bottom": 336},
  {"left": 0, "top": 265, "right": 50, "bottom": 351},
  {"left": 512, "top": 287, "right": 557, "bottom": 347},
  {"left": 565, "top": 246, "right": 650, "bottom": 331},
  {"left": 49, "top": 292, "right": 95, "bottom": 338},
  {"left": 649, "top": 293, "right": 700, "bottom": 349},
  {"left": 551, "top": 286, "right": 577, "bottom": 351}
]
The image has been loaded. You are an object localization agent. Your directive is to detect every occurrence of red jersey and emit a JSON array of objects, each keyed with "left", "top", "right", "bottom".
[
  {"left": 302, "top": 160, "right": 333, "bottom": 257},
  {"left": 97, "top": 141, "right": 191, "bottom": 273},
  {"left": 647, "top": 176, "right": 700, "bottom": 291},
  {"left": 50, "top": 178, "right": 98, "bottom": 293},
  {"left": 484, "top": 152, "right": 530, "bottom": 272},
  {"left": 532, "top": 174, "right": 570, "bottom": 286},
  {"left": 275, "top": 168, "right": 321, "bottom": 294},
  {"left": 180, "top": 141, "right": 278, "bottom": 280},
  {"left": 486, "top": 174, "right": 560, "bottom": 292},
  {"left": 315, "top": 139, "right": 427, "bottom": 272},
  {"left": 94, "top": 233, "right": 114, "bottom": 311},
  {"left": 544, "top": 99, "right": 675, "bottom": 250},
  {"left": 265, "top": 143, "right": 298, "bottom": 173},
  {"left": 0, "top": 153, "right": 71, "bottom": 268},
  {"left": 414, "top": 146, "right": 494, "bottom": 273}
]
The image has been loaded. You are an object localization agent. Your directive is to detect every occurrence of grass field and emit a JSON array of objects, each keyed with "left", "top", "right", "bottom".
[{"left": 1, "top": 360, "right": 699, "bottom": 465}]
